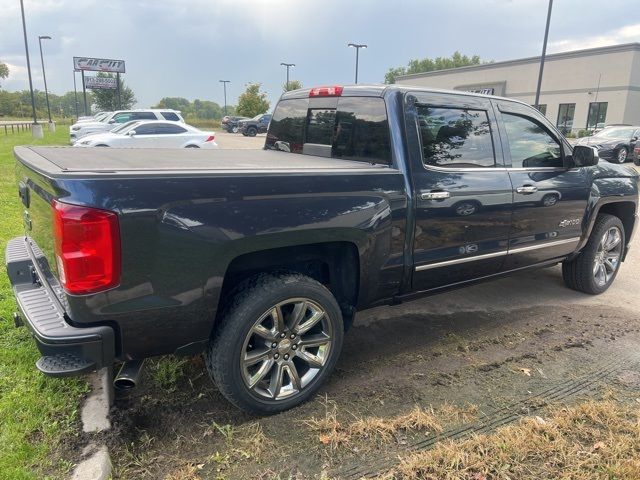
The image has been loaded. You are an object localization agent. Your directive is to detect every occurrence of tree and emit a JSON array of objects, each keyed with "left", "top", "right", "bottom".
[
  {"left": 0, "top": 61, "right": 8, "bottom": 87},
  {"left": 283, "top": 80, "right": 303, "bottom": 92},
  {"left": 236, "top": 83, "right": 270, "bottom": 117},
  {"left": 384, "top": 51, "right": 485, "bottom": 84},
  {"left": 91, "top": 72, "right": 136, "bottom": 111}
]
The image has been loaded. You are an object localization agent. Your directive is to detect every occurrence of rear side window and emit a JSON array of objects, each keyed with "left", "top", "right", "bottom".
[
  {"left": 161, "top": 111, "right": 180, "bottom": 121},
  {"left": 417, "top": 106, "right": 495, "bottom": 169},
  {"left": 157, "top": 123, "right": 187, "bottom": 134},
  {"left": 266, "top": 97, "right": 391, "bottom": 165}
]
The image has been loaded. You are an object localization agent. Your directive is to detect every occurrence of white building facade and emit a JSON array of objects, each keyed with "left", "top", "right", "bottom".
[{"left": 396, "top": 43, "right": 640, "bottom": 135}]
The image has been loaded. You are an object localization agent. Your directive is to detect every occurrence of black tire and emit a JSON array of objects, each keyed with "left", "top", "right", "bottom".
[
  {"left": 562, "top": 213, "right": 625, "bottom": 294},
  {"left": 185, "top": 145, "right": 200, "bottom": 148},
  {"left": 95, "top": 144, "right": 109, "bottom": 147},
  {"left": 205, "top": 272, "right": 344, "bottom": 415},
  {"left": 247, "top": 127, "right": 258, "bottom": 137}
]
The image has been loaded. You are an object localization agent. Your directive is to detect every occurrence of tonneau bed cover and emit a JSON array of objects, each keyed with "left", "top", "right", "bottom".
[{"left": 14, "top": 146, "right": 392, "bottom": 177}]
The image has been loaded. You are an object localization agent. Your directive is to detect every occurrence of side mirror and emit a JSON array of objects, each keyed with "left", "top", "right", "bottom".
[
  {"left": 571, "top": 145, "right": 599, "bottom": 167},
  {"left": 127, "top": 130, "right": 136, "bottom": 136}
]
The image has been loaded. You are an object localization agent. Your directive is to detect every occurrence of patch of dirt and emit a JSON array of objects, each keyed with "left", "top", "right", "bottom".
[{"left": 107, "top": 303, "right": 640, "bottom": 479}]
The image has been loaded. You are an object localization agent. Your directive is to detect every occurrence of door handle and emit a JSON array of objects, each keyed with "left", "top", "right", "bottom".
[
  {"left": 516, "top": 185, "right": 538, "bottom": 194},
  {"left": 421, "top": 191, "right": 451, "bottom": 200}
]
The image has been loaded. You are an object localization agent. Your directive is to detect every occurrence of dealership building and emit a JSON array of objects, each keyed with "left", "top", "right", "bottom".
[{"left": 396, "top": 43, "right": 640, "bottom": 134}]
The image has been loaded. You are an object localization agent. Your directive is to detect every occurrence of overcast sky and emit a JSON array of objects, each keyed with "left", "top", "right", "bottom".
[{"left": 1, "top": 0, "right": 639, "bottom": 109}]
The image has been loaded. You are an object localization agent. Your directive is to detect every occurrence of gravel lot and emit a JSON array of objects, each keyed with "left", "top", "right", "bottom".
[{"left": 107, "top": 156, "right": 640, "bottom": 479}]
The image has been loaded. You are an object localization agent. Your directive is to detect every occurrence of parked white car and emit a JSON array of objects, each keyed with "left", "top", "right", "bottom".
[
  {"left": 73, "top": 121, "right": 217, "bottom": 149},
  {"left": 69, "top": 109, "right": 184, "bottom": 141},
  {"left": 76, "top": 111, "right": 111, "bottom": 123}
]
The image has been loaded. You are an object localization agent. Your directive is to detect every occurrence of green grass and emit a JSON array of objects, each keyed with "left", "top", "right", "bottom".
[{"left": 0, "top": 127, "right": 89, "bottom": 479}]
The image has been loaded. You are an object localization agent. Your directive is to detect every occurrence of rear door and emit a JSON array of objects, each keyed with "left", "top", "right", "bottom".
[
  {"left": 405, "top": 91, "right": 513, "bottom": 291},
  {"left": 493, "top": 100, "right": 590, "bottom": 269}
]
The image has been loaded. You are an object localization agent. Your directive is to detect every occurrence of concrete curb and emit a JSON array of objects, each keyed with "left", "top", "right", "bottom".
[{"left": 70, "top": 368, "right": 113, "bottom": 480}]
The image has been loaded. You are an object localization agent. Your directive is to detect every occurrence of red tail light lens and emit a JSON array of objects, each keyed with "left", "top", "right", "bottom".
[
  {"left": 309, "top": 86, "right": 343, "bottom": 97},
  {"left": 205, "top": 135, "right": 215, "bottom": 142},
  {"left": 52, "top": 200, "right": 121, "bottom": 295}
]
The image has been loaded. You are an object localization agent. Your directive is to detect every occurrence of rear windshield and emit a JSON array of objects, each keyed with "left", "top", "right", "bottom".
[{"left": 266, "top": 96, "right": 391, "bottom": 165}]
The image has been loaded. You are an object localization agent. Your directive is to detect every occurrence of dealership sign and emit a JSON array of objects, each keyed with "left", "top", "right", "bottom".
[
  {"left": 85, "top": 76, "right": 117, "bottom": 90},
  {"left": 73, "top": 57, "right": 125, "bottom": 73}
]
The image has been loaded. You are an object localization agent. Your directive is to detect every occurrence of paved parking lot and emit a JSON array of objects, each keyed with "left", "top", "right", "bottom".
[{"left": 215, "top": 131, "right": 265, "bottom": 149}]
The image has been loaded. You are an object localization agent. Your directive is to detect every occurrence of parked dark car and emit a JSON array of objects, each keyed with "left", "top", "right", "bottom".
[
  {"left": 238, "top": 113, "right": 271, "bottom": 136},
  {"left": 576, "top": 125, "right": 640, "bottom": 163},
  {"left": 6, "top": 85, "right": 639, "bottom": 415},
  {"left": 221, "top": 115, "right": 249, "bottom": 133}
]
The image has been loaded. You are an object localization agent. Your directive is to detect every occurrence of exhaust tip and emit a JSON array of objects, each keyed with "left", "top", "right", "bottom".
[{"left": 114, "top": 378, "right": 136, "bottom": 390}]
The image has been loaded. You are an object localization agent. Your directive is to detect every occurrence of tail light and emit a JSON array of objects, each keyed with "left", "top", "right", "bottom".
[
  {"left": 205, "top": 135, "right": 215, "bottom": 142},
  {"left": 52, "top": 200, "right": 121, "bottom": 295},
  {"left": 309, "top": 86, "right": 343, "bottom": 97}
]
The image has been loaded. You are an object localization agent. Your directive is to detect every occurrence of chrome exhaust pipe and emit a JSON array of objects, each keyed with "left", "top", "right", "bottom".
[{"left": 114, "top": 359, "right": 144, "bottom": 390}]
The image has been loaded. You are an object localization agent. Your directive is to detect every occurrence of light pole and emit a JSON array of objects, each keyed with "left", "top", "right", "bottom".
[
  {"left": 534, "top": 0, "right": 553, "bottom": 109},
  {"left": 219, "top": 80, "right": 230, "bottom": 116},
  {"left": 280, "top": 62, "right": 295, "bottom": 90},
  {"left": 19, "top": 0, "right": 42, "bottom": 138},
  {"left": 38, "top": 35, "right": 54, "bottom": 131},
  {"left": 348, "top": 43, "right": 367, "bottom": 84}
]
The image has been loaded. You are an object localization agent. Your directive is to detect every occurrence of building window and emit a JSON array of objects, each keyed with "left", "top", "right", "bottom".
[
  {"left": 556, "top": 103, "right": 575, "bottom": 135},
  {"left": 534, "top": 104, "right": 547, "bottom": 116},
  {"left": 587, "top": 102, "right": 608, "bottom": 130}
]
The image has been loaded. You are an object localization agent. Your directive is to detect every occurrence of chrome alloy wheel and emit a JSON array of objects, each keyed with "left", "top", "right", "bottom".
[
  {"left": 617, "top": 148, "right": 628, "bottom": 163},
  {"left": 240, "top": 298, "right": 333, "bottom": 401},
  {"left": 593, "top": 226, "right": 622, "bottom": 287}
]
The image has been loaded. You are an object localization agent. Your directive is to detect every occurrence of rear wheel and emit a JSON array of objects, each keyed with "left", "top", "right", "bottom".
[
  {"left": 562, "top": 214, "right": 624, "bottom": 294},
  {"left": 185, "top": 145, "right": 200, "bottom": 148},
  {"left": 247, "top": 126, "right": 258, "bottom": 137},
  {"left": 205, "top": 272, "right": 344, "bottom": 414}
]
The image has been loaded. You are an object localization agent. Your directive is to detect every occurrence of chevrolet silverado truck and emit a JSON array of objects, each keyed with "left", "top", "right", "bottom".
[{"left": 6, "top": 85, "right": 639, "bottom": 414}]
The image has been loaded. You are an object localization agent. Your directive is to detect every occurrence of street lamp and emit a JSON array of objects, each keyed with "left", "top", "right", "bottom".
[
  {"left": 19, "top": 0, "right": 42, "bottom": 138},
  {"left": 280, "top": 62, "right": 295, "bottom": 90},
  {"left": 38, "top": 35, "right": 54, "bottom": 131},
  {"left": 73, "top": 70, "right": 80, "bottom": 120},
  {"left": 219, "top": 80, "right": 230, "bottom": 116},
  {"left": 348, "top": 43, "right": 367, "bottom": 84}
]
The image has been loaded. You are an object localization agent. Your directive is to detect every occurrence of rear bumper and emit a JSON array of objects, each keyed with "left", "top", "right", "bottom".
[{"left": 5, "top": 237, "right": 115, "bottom": 377}]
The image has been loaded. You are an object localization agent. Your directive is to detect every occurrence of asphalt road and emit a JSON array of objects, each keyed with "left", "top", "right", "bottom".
[{"left": 214, "top": 130, "right": 266, "bottom": 149}]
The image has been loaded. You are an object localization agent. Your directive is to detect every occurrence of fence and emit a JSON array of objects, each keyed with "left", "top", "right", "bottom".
[{"left": 1, "top": 121, "right": 36, "bottom": 135}]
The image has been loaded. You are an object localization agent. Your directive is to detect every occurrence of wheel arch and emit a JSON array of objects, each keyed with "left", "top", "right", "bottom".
[
  {"left": 579, "top": 198, "right": 637, "bottom": 261},
  {"left": 217, "top": 241, "right": 361, "bottom": 331}
]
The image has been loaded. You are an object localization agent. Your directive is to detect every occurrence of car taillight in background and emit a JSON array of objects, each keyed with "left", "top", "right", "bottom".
[
  {"left": 309, "top": 86, "right": 343, "bottom": 97},
  {"left": 205, "top": 135, "right": 215, "bottom": 142},
  {"left": 52, "top": 200, "right": 121, "bottom": 295}
]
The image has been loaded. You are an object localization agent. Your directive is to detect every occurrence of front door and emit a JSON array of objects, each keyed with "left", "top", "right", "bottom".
[
  {"left": 406, "top": 92, "right": 513, "bottom": 292},
  {"left": 493, "top": 101, "right": 591, "bottom": 270}
]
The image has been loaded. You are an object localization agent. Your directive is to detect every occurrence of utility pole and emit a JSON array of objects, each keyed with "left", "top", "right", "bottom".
[
  {"left": 280, "top": 62, "right": 295, "bottom": 90},
  {"left": 348, "top": 43, "right": 367, "bottom": 84},
  {"left": 219, "top": 80, "right": 230, "bottom": 116},
  {"left": 19, "top": 0, "right": 42, "bottom": 137},
  {"left": 38, "top": 35, "right": 54, "bottom": 130},
  {"left": 534, "top": 0, "right": 553, "bottom": 109}
]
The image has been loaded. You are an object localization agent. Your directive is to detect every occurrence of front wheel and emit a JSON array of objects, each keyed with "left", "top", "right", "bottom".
[
  {"left": 562, "top": 213, "right": 625, "bottom": 294},
  {"left": 205, "top": 272, "right": 344, "bottom": 414},
  {"left": 615, "top": 147, "right": 628, "bottom": 164},
  {"left": 231, "top": 126, "right": 239, "bottom": 133}
]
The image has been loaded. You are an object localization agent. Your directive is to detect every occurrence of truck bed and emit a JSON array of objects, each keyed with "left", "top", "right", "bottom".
[{"left": 14, "top": 146, "right": 391, "bottom": 177}]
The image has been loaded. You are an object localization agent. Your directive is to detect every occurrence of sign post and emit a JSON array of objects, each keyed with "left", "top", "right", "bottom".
[{"left": 73, "top": 57, "right": 126, "bottom": 114}]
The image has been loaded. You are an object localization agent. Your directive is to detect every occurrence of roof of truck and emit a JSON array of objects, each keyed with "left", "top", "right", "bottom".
[{"left": 14, "top": 146, "right": 395, "bottom": 178}]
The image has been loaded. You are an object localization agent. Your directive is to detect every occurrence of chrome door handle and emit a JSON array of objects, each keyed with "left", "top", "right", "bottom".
[
  {"left": 421, "top": 191, "right": 451, "bottom": 200},
  {"left": 516, "top": 185, "right": 538, "bottom": 194}
]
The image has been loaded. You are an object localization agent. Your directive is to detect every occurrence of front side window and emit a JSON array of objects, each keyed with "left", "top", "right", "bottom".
[
  {"left": 113, "top": 113, "right": 132, "bottom": 123},
  {"left": 266, "top": 97, "right": 391, "bottom": 165},
  {"left": 503, "top": 113, "right": 562, "bottom": 168},
  {"left": 587, "top": 102, "right": 608, "bottom": 130},
  {"left": 133, "top": 124, "right": 158, "bottom": 135},
  {"left": 132, "top": 112, "right": 158, "bottom": 121},
  {"left": 417, "top": 106, "right": 495, "bottom": 168}
]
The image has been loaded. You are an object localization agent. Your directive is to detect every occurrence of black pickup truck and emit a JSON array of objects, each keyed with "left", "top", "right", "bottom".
[{"left": 6, "top": 85, "right": 639, "bottom": 414}]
